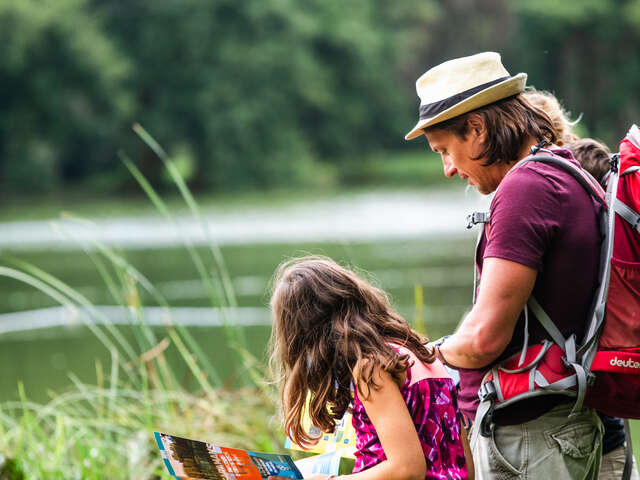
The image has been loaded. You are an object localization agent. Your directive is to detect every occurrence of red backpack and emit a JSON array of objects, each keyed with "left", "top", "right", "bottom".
[
  {"left": 584, "top": 125, "right": 640, "bottom": 417},
  {"left": 470, "top": 125, "right": 640, "bottom": 440}
]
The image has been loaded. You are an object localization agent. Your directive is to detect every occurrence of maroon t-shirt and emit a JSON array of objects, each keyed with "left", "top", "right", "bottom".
[{"left": 457, "top": 149, "right": 602, "bottom": 424}]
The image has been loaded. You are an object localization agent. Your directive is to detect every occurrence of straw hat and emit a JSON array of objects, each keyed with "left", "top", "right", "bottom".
[{"left": 405, "top": 52, "right": 527, "bottom": 140}]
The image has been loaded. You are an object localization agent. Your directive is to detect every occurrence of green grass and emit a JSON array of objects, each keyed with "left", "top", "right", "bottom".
[{"left": 0, "top": 380, "right": 282, "bottom": 479}]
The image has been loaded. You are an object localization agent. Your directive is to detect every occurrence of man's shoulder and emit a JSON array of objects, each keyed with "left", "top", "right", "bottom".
[
  {"left": 496, "top": 155, "right": 587, "bottom": 203},
  {"left": 493, "top": 161, "right": 561, "bottom": 207}
]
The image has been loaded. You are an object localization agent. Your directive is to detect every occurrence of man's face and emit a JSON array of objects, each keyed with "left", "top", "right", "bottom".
[{"left": 424, "top": 127, "right": 504, "bottom": 195}]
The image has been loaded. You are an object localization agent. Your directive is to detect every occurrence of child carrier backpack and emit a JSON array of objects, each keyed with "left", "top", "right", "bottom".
[{"left": 469, "top": 125, "right": 640, "bottom": 441}]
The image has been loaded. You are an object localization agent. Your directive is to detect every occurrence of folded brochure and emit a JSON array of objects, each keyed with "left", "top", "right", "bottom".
[
  {"left": 284, "top": 406, "right": 356, "bottom": 459},
  {"left": 155, "top": 432, "right": 302, "bottom": 479},
  {"left": 294, "top": 451, "right": 354, "bottom": 478}
]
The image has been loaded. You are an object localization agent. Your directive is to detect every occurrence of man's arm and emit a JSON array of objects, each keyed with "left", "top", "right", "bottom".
[{"left": 436, "top": 257, "right": 537, "bottom": 369}]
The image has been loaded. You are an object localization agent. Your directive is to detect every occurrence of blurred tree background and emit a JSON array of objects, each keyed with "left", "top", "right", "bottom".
[{"left": 1, "top": 0, "right": 639, "bottom": 195}]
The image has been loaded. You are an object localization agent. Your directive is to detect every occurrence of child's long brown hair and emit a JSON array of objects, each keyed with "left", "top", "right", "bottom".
[{"left": 269, "top": 256, "right": 435, "bottom": 447}]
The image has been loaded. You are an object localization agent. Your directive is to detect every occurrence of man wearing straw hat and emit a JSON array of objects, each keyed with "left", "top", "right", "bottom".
[{"left": 408, "top": 52, "right": 603, "bottom": 479}]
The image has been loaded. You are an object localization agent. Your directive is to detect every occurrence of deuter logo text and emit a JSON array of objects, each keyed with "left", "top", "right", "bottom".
[{"left": 609, "top": 356, "right": 640, "bottom": 369}]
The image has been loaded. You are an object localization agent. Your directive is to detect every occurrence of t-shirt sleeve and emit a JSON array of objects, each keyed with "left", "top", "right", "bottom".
[{"left": 484, "top": 166, "right": 564, "bottom": 271}]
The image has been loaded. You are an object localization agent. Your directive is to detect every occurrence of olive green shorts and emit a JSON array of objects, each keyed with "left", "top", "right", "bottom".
[{"left": 471, "top": 403, "right": 604, "bottom": 480}]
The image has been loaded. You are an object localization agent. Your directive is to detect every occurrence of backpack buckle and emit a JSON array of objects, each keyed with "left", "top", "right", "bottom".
[
  {"left": 610, "top": 153, "right": 620, "bottom": 173},
  {"left": 477, "top": 381, "right": 498, "bottom": 437},
  {"left": 466, "top": 211, "right": 490, "bottom": 229},
  {"left": 478, "top": 380, "right": 497, "bottom": 402}
]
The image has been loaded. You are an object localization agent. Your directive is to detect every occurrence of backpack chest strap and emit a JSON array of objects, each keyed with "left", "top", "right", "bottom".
[{"left": 615, "top": 200, "right": 640, "bottom": 232}]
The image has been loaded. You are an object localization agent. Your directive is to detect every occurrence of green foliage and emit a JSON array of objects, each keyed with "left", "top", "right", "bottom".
[
  {"left": 1, "top": 0, "right": 440, "bottom": 193},
  {"left": 510, "top": 0, "right": 640, "bottom": 147},
  {"left": 0, "top": 0, "right": 131, "bottom": 189},
  {"left": 0, "top": 456, "right": 25, "bottom": 480},
  {"left": 515, "top": 0, "right": 609, "bottom": 23},
  {"left": 2, "top": 0, "right": 640, "bottom": 192},
  {"left": 94, "top": 0, "right": 439, "bottom": 190}
]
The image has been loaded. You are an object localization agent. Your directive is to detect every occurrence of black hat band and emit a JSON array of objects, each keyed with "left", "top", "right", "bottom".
[{"left": 419, "top": 76, "right": 511, "bottom": 120}]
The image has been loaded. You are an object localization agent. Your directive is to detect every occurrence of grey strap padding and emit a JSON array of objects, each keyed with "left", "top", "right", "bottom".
[
  {"left": 544, "top": 374, "right": 578, "bottom": 391},
  {"left": 499, "top": 341, "right": 552, "bottom": 374},
  {"left": 518, "top": 304, "right": 530, "bottom": 367},
  {"left": 534, "top": 369, "right": 549, "bottom": 387},
  {"left": 470, "top": 399, "right": 493, "bottom": 448},
  {"left": 472, "top": 226, "right": 483, "bottom": 305},
  {"left": 567, "top": 362, "right": 588, "bottom": 416},
  {"left": 622, "top": 165, "right": 640, "bottom": 176},
  {"left": 615, "top": 199, "right": 640, "bottom": 232},
  {"left": 627, "top": 125, "right": 640, "bottom": 150},
  {"left": 529, "top": 366, "right": 536, "bottom": 391},
  {"left": 623, "top": 419, "right": 634, "bottom": 480},
  {"left": 470, "top": 211, "right": 490, "bottom": 305},
  {"left": 565, "top": 335, "right": 576, "bottom": 364},
  {"left": 527, "top": 297, "right": 566, "bottom": 350},
  {"left": 526, "top": 297, "right": 587, "bottom": 415},
  {"left": 582, "top": 167, "right": 619, "bottom": 368},
  {"left": 492, "top": 367, "right": 504, "bottom": 403}
]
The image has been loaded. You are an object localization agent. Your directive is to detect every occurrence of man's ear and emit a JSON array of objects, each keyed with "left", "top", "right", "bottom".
[{"left": 466, "top": 114, "right": 487, "bottom": 141}]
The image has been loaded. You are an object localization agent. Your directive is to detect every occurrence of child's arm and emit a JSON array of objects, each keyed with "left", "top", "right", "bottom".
[
  {"left": 270, "top": 367, "right": 425, "bottom": 480},
  {"left": 339, "top": 366, "right": 426, "bottom": 480}
]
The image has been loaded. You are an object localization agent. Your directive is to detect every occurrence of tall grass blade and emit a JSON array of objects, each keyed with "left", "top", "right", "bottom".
[
  {"left": 120, "top": 149, "right": 246, "bottom": 365},
  {"left": 131, "top": 125, "right": 240, "bottom": 321},
  {"left": 0, "top": 266, "right": 136, "bottom": 385},
  {"left": 3, "top": 256, "right": 138, "bottom": 366}
]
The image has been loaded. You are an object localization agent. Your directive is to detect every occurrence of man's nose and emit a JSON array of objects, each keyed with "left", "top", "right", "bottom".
[{"left": 442, "top": 157, "right": 457, "bottom": 178}]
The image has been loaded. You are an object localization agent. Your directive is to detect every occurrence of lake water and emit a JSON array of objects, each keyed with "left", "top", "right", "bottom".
[{"left": 0, "top": 187, "right": 487, "bottom": 402}]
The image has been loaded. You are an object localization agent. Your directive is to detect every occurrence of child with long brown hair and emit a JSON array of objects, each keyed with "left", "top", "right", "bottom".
[{"left": 268, "top": 256, "right": 472, "bottom": 480}]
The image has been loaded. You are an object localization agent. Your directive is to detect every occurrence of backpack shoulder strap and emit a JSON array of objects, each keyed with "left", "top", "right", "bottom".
[
  {"left": 516, "top": 153, "right": 618, "bottom": 381},
  {"left": 517, "top": 154, "right": 608, "bottom": 207}
]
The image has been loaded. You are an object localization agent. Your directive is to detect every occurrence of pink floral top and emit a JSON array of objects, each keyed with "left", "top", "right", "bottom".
[{"left": 351, "top": 345, "right": 468, "bottom": 479}]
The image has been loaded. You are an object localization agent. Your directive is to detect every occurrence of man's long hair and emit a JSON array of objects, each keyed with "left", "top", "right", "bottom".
[
  {"left": 425, "top": 93, "right": 558, "bottom": 166},
  {"left": 269, "top": 256, "right": 434, "bottom": 447}
]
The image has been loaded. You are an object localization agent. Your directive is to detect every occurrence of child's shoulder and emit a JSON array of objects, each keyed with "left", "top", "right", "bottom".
[{"left": 392, "top": 344, "right": 451, "bottom": 386}]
